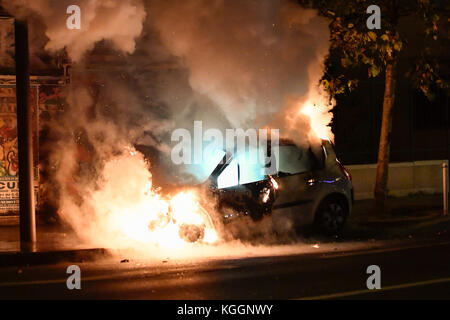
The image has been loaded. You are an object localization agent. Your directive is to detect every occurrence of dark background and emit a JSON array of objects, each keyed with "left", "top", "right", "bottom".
[{"left": 332, "top": 74, "right": 449, "bottom": 165}]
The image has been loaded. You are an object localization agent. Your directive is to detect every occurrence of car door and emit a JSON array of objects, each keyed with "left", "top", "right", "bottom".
[{"left": 271, "top": 145, "right": 318, "bottom": 215}]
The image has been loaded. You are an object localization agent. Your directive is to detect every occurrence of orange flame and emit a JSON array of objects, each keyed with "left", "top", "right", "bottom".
[{"left": 59, "top": 148, "right": 219, "bottom": 252}]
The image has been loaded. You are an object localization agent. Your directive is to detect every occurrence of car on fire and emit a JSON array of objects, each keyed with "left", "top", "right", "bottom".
[{"left": 208, "top": 139, "right": 354, "bottom": 235}]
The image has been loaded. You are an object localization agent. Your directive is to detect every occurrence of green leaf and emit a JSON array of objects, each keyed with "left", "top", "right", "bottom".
[
  {"left": 347, "top": 79, "right": 359, "bottom": 91},
  {"left": 370, "top": 65, "right": 381, "bottom": 78},
  {"left": 385, "top": 45, "right": 393, "bottom": 58},
  {"left": 393, "top": 41, "right": 403, "bottom": 51},
  {"left": 362, "top": 55, "right": 373, "bottom": 65},
  {"left": 321, "top": 79, "right": 329, "bottom": 89},
  {"left": 367, "top": 31, "right": 377, "bottom": 41},
  {"left": 341, "top": 57, "right": 352, "bottom": 68}
]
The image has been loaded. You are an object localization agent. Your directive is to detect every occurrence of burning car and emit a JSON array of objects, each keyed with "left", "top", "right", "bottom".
[
  {"left": 118, "top": 138, "right": 352, "bottom": 245},
  {"left": 208, "top": 139, "right": 353, "bottom": 235}
]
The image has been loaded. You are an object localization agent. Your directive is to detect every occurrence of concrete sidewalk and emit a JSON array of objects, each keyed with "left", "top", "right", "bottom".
[
  {"left": 343, "top": 193, "right": 450, "bottom": 240},
  {"left": 0, "top": 224, "right": 89, "bottom": 252},
  {"left": 350, "top": 193, "right": 447, "bottom": 227},
  {"left": 0, "top": 225, "right": 109, "bottom": 267}
]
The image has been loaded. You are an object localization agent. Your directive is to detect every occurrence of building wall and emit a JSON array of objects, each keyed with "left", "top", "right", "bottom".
[{"left": 348, "top": 160, "right": 448, "bottom": 200}]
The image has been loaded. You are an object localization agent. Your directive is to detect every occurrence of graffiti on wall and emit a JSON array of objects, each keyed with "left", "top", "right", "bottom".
[
  {"left": 0, "top": 87, "right": 18, "bottom": 178},
  {"left": 0, "top": 87, "right": 38, "bottom": 214}
]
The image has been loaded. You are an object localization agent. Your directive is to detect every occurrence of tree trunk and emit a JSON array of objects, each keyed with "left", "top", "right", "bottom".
[{"left": 374, "top": 62, "right": 396, "bottom": 206}]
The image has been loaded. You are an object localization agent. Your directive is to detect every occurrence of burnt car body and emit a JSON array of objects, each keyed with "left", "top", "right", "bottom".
[{"left": 208, "top": 139, "right": 353, "bottom": 235}]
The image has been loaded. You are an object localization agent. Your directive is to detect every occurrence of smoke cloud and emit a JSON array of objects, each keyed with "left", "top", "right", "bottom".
[
  {"left": 146, "top": 0, "right": 333, "bottom": 147},
  {"left": 2, "top": 0, "right": 146, "bottom": 62},
  {"left": 3, "top": 0, "right": 334, "bottom": 254}
]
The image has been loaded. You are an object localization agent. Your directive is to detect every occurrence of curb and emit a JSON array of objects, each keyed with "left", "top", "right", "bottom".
[
  {"left": 406, "top": 217, "right": 450, "bottom": 232},
  {"left": 347, "top": 215, "right": 450, "bottom": 239},
  {"left": 0, "top": 248, "right": 111, "bottom": 267},
  {"left": 350, "top": 212, "right": 444, "bottom": 229}
]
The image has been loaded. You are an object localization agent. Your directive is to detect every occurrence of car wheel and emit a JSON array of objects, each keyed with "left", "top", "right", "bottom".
[
  {"left": 314, "top": 198, "right": 348, "bottom": 235},
  {"left": 178, "top": 224, "right": 205, "bottom": 242}
]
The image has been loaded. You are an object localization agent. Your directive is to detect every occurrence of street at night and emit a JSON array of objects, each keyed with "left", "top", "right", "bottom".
[
  {"left": 0, "top": 0, "right": 449, "bottom": 309},
  {"left": 1, "top": 236, "right": 450, "bottom": 300}
]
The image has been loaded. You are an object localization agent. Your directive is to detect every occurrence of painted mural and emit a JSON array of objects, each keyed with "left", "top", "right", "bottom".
[{"left": 0, "top": 87, "right": 38, "bottom": 214}]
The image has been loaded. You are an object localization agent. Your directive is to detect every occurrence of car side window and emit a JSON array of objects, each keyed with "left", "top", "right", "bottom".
[{"left": 276, "top": 145, "right": 311, "bottom": 175}]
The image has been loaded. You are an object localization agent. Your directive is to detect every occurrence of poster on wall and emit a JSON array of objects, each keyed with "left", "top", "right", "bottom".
[
  {"left": 0, "top": 86, "right": 38, "bottom": 214},
  {"left": 0, "top": 18, "right": 14, "bottom": 70}
]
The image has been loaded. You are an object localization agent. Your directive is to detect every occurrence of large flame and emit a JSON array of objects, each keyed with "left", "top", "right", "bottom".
[
  {"left": 300, "top": 99, "right": 334, "bottom": 142},
  {"left": 296, "top": 60, "right": 335, "bottom": 144},
  {"left": 59, "top": 148, "right": 219, "bottom": 252}
]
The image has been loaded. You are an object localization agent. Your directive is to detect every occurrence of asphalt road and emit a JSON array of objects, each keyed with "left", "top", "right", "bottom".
[{"left": 0, "top": 237, "right": 450, "bottom": 299}]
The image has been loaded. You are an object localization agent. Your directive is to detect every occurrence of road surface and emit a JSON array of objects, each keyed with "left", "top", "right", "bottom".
[{"left": 0, "top": 237, "right": 449, "bottom": 299}]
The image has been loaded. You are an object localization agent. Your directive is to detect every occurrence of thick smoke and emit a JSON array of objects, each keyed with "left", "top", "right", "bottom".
[
  {"left": 2, "top": 0, "right": 146, "bottom": 62},
  {"left": 3, "top": 0, "right": 334, "bottom": 253},
  {"left": 146, "top": 0, "right": 333, "bottom": 147}
]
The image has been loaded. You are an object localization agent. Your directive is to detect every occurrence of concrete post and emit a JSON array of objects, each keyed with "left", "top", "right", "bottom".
[
  {"left": 15, "top": 19, "right": 36, "bottom": 251},
  {"left": 443, "top": 163, "right": 448, "bottom": 216}
]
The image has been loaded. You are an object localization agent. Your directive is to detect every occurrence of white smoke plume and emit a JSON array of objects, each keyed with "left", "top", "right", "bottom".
[
  {"left": 146, "top": 0, "right": 333, "bottom": 147},
  {"left": 1, "top": 0, "right": 146, "bottom": 62}
]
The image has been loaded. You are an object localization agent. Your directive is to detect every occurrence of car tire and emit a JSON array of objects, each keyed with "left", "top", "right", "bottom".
[
  {"left": 314, "top": 197, "right": 348, "bottom": 235},
  {"left": 178, "top": 224, "right": 205, "bottom": 242}
]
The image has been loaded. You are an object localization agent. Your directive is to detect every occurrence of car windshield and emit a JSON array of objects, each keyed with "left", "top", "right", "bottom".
[
  {"left": 209, "top": 143, "right": 313, "bottom": 189},
  {"left": 216, "top": 155, "right": 266, "bottom": 189}
]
